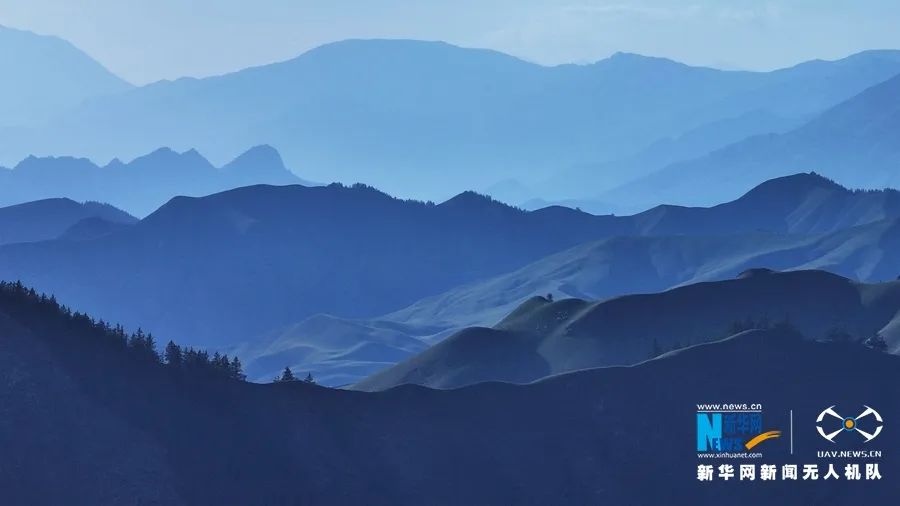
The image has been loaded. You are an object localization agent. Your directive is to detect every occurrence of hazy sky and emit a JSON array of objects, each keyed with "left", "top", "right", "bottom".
[{"left": 3, "top": 0, "right": 900, "bottom": 84}]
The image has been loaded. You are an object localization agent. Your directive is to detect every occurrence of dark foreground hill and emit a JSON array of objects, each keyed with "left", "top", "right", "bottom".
[
  {"left": 1, "top": 285, "right": 897, "bottom": 504},
  {"left": 356, "top": 270, "right": 900, "bottom": 390}
]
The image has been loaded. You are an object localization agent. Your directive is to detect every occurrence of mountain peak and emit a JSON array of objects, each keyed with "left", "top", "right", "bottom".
[
  {"left": 599, "top": 51, "right": 693, "bottom": 69},
  {"left": 221, "top": 145, "right": 301, "bottom": 186},
  {"left": 737, "top": 267, "right": 776, "bottom": 279},
  {"left": 439, "top": 190, "right": 515, "bottom": 211},
  {"left": 287, "top": 38, "right": 534, "bottom": 73},
  {"left": 138, "top": 146, "right": 176, "bottom": 158},
  {"left": 128, "top": 147, "right": 214, "bottom": 170},
  {"left": 739, "top": 172, "right": 846, "bottom": 201},
  {"left": 13, "top": 155, "right": 97, "bottom": 172},
  {"left": 223, "top": 145, "right": 285, "bottom": 172}
]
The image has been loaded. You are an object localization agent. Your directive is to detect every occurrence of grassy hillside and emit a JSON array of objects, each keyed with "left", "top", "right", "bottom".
[{"left": 355, "top": 270, "right": 900, "bottom": 390}]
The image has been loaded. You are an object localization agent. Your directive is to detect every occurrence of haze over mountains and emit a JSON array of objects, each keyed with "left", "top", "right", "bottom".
[
  {"left": 0, "top": 25, "right": 130, "bottom": 128},
  {"left": 0, "top": 144, "right": 310, "bottom": 216},
  {"left": 7, "top": 15, "right": 900, "bottom": 506},
  {"left": 4, "top": 33, "right": 900, "bottom": 204},
  {"left": 598, "top": 69, "right": 900, "bottom": 211}
]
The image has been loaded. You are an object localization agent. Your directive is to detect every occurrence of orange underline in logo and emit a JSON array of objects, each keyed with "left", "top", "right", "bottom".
[{"left": 745, "top": 430, "right": 781, "bottom": 450}]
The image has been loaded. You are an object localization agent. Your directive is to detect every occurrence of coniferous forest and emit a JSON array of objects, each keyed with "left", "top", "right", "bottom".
[{"left": 0, "top": 280, "right": 246, "bottom": 382}]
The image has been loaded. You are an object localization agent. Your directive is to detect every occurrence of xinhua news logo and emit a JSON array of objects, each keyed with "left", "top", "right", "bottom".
[
  {"left": 697, "top": 404, "right": 780, "bottom": 456},
  {"left": 696, "top": 403, "right": 886, "bottom": 483}
]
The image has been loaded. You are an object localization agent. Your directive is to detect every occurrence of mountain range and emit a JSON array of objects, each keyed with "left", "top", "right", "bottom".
[
  {"left": 232, "top": 173, "right": 900, "bottom": 384},
  {"left": 594, "top": 67, "right": 900, "bottom": 212},
  {"left": 5, "top": 37, "right": 900, "bottom": 202},
  {"left": 0, "top": 25, "right": 130, "bottom": 128},
  {"left": 0, "top": 183, "right": 635, "bottom": 350},
  {"left": 3, "top": 172, "right": 897, "bottom": 385},
  {"left": 3, "top": 283, "right": 897, "bottom": 504},
  {"left": 0, "top": 144, "right": 310, "bottom": 216}
]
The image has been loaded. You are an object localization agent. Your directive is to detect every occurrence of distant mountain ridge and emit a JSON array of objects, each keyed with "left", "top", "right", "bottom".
[
  {"left": 599, "top": 69, "right": 900, "bottom": 210},
  {"left": 0, "top": 144, "right": 311, "bottom": 216},
  {"left": 5, "top": 39, "right": 900, "bottom": 200},
  {"left": 0, "top": 25, "right": 130, "bottom": 127}
]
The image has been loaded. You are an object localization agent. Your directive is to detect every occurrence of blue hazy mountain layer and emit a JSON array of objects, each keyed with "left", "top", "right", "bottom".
[
  {"left": 0, "top": 25, "right": 130, "bottom": 127},
  {"left": 600, "top": 68, "right": 900, "bottom": 211},
  {"left": 4, "top": 39, "right": 900, "bottom": 202},
  {"left": 0, "top": 144, "right": 309, "bottom": 216}
]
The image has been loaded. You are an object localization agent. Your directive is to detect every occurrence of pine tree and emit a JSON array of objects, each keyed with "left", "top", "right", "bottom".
[
  {"left": 145, "top": 332, "right": 159, "bottom": 362},
  {"left": 230, "top": 356, "right": 247, "bottom": 381},
  {"left": 279, "top": 366, "right": 296, "bottom": 382},
  {"left": 165, "top": 341, "right": 183, "bottom": 368},
  {"left": 129, "top": 327, "right": 145, "bottom": 349},
  {"left": 304, "top": 372, "right": 316, "bottom": 384}
]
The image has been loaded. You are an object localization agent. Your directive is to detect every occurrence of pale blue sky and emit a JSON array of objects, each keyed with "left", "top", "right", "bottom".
[{"left": 3, "top": 0, "right": 900, "bottom": 84}]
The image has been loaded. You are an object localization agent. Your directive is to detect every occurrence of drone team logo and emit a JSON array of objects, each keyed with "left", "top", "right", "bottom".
[{"left": 816, "top": 405, "right": 883, "bottom": 443}]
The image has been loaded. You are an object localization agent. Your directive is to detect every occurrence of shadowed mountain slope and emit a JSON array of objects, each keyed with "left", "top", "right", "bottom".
[
  {"left": 355, "top": 270, "right": 900, "bottom": 390},
  {"left": 2, "top": 285, "right": 898, "bottom": 505}
]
